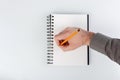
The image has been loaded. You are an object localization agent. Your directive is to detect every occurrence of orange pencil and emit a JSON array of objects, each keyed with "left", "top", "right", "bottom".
[{"left": 60, "top": 29, "right": 80, "bottom": 46}]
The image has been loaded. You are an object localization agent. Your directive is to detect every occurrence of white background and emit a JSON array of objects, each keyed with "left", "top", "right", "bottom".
[{"left": 0, "top": 0, "right": 120, "bottom": 80}]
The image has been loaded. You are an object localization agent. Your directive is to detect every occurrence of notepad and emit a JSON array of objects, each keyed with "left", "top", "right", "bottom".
[{"left": 47, "top": 14, "right": 89, "bottom": 66}]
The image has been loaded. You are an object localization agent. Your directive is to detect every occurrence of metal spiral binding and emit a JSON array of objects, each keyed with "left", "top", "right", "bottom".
[{"left": 47, "top": 14, "right": 54, "bottom": 64}]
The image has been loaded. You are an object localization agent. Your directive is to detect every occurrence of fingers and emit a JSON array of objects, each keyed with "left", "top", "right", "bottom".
[
  {"left": 55, "top": 35, "right": 74, "bottom": 52},
  {"left": 54, "top": 34, "right": 69, "bottom": 47}
]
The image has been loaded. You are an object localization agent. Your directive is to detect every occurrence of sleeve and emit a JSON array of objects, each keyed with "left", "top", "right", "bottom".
[{"left": 90, "top": 33, "right": 120, "bottom": 64}]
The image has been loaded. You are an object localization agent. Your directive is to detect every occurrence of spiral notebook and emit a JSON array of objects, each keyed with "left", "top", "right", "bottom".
[{"left": 47, "top": 14, "right": 89, "bottom": 66}]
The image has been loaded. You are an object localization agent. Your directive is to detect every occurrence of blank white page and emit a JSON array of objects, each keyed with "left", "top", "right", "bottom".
[{"left": 52, "top": 14, "right": 89, "bottom": 66}]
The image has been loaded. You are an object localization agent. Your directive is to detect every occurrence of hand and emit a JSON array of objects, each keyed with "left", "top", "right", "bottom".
[{"left": 54, "top": 27, "right": 94, "bottom": 51}]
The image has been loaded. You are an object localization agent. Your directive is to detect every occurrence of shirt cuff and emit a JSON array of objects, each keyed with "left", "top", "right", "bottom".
[{"left": 90, "top": 33, "right": 111, "bottom": 55}]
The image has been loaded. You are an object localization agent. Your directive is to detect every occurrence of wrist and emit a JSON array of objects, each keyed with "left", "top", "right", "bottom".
[{"left": 85, "top": 32, "right": 95, "bottom": 46}]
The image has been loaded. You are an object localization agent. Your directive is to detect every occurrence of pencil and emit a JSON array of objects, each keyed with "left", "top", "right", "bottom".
[{"left": 60, "top": 29, "right": 80, "bottom": 46}]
